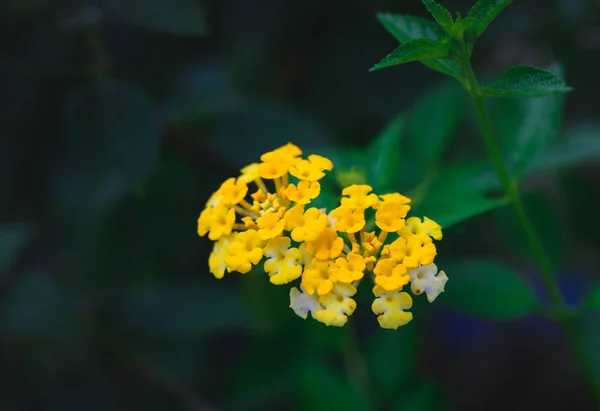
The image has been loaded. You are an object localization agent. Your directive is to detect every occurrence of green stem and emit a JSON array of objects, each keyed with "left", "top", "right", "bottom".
[{"left": 462, "top": 60, "right": 600, "bottom": 404}]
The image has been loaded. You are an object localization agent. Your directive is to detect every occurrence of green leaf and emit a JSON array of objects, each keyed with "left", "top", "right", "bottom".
[
  {"left": 480, "top": 66, "right": 573, "bottom": 98},
  {"left": 494, "top": 78, "right": 565, "bottom": 176},
  {"left": 394, "top": 381, "right": 438, "bottom": 411},
  {"left": 526, "top": 125, "right": 600, "bottom": 174},
  {"left": 116, "top": 283, "right": 251, "bottom": 338},
  {"left": 295, "top": 361, "right": 369, "bottom": 411},
  {"left": 96, "top": 0, "right": 207, "bottom": 36},
  {"left": 366, "top": 115, "right": 405, "bottom": 191},
  {"left": 441, "top": 258, "right": 539, "bottom": 318},
  {"left": 584, "top": 286, "right": 600, "bottom": 311},
  {"left": 412, "top": 173, "right": 508, "bottom": 228},
  {"left": 367, "top": 327, "right": 416, "bottom": 401},
  {"left": 0, "top": 223, "right": 33, "bottom": 273},
  {"left": 464, "top": 0, "right": 513, "bottom": 40},
  {"left": 422, "top": 0, "right": 455, "bottom": 34},
  {"left": 408, "top": 81, "right": 465, "bottom": 170},
  {"left": 53, "top": 80, "right": 160, "bottom": 219},
  {"left": 376, "top": 13, "right": 463, "bottom": 80},
  {"left": 370, "top": 39, "right": 450, "bottom": 72}
]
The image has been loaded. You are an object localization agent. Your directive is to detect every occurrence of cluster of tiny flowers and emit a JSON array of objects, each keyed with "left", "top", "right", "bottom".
[{"left": 197, "top": 143, "right": 448, "bottom": 329}]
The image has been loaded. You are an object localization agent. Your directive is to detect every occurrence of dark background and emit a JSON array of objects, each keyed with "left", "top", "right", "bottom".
[{"left": 1, "top": 0, "right": 600, "bottom": 410}]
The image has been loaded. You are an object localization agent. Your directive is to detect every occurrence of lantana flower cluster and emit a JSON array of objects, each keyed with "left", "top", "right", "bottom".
[{"left": 197, "top": 143, "right": 448, "bottom": 329}]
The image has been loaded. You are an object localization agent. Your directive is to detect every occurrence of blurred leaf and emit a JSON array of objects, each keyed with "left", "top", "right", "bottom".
[
  {"left": 213, "top": 100, "right": 330, "bottom": 168},
  {"left": 413, "top": 173, "right": 508, "bottom": 228},
  {"left": 422, "top": 0, "right": 455, "bottom": 34},
  {"left": 117, "top": 283, "right": 251, "bottom": 338},
  {"left": 526, "top": 125, "right": 600, "bottom": 174},
  {"left": 584, "top": 286, "right": 600, "bottom": 311},
  {"left": 96, "top": 0, "right": 207, "bottom": 36},
  {"left": 495, "top": 81, "right": 565, "bottom": 177},
  {"left": 493, "top": 192, "right": 566, "bottom": 271},
  {"left": 408, "top": 81, "right": 465, "bottom": 170},
  {"left": 441, "top": 258, "right": 539, "bottom": 318},
  {"left": 165, "top": 60, "right": 239, "bottom": 124},
  {"left": 367, "top": 326, "right": 416, "bottom": 400},
  {"left": 366, "top": 115, "right": 405, "bottom": 192},
  {"left": 376, "top": 13, "right": 462, "bottom": 80},
  {"left": 3, "top": 272, "right": 81, "bottom": 344},
  {"left": 310, "top": 183, "right": 339, "bottom": 211},
  {"left": 295, "top": 361, "right": 369, "bottom": 411},
  {"left": 464, "top": 0, "right": 513, "bottom": 40},
  {"left": 394, "top": 380, "right": 438, "bottom": 411},
  {"left": 480, "top": 66, "right": 572, "bottom": 98},
  {"left": 0, "top": 223, "right": 33, "bottom": 273},
  {"left": 370, "top": 39, "right": 450, "bottom": 72},
  {"left": 433, "top": 161, "right": 500, "bottom": 193},
  {"left": 53, "top": 80, "right": 160, "bottom": 219},
  {"left": 578, "top": 310, "right": 600, "bottom": 392}
]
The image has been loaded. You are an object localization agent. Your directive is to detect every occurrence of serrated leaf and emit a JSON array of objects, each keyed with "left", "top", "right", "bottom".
[
  {"left": 422, "top": 0, "right": 455, "bottom": 34},
  {"left": 53, "top": 80, "right": 160, "bottom": 219},
  {"left": 480, "top": 66, "right": 573, "bottom": 98},
  {"left": 494, "top": 79, "right": 565, "bottom": 176},
  {"left": 526, "top": 125, "right": 600, "bottom": 174},
  {"left": 465, "top": 0, "right": 513, "bottom": 40},
  {"left": 408, "top": 81, "right": 465, "bottom": 170},
  {"left": 367, "top": 327, "right": 416, "bottom": 400},
  {"left": 116, "top": 283, "right": 251, "bottom": 338},
  {"left": 367, "top": 115, "right": 405, "bottom": 192},
  {"left": 441, "top": 258, "right": 539, "bottom": 318},
  {"left": 295, "top": 361, "right": 369, "bottom": 411},
  {"left": 370, "top": 39, "right": 450, "bottom": 72},
  {"left": 376, "top": 13, "right": 463, "bottom": 80},
  {"left": 412, "top": 173, "right": 508, "bottom": 228},
  {"left": 96, "top": 0, "right": 207, "bottom": 36}
]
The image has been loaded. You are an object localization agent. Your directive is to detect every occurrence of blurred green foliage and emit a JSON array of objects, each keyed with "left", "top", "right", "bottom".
[{"left": 2, "top": 0, "right": 600, "bottom": 409}]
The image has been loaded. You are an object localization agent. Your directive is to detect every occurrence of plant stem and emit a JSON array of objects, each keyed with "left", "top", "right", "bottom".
[{"left": 462, "top": 60, "right": 600, "bottom": 404}]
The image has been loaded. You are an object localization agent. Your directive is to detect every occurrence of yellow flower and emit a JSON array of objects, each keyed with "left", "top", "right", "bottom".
[
  {"left": 331, "top": 252, "right": 365, "bottom": 283},
  {"left": 373, "top": 258, "right": 410, "bottom": 291},
  {"left": 289, "top": 286, "right": 324, "bottom": 319},
  {"left": 215, "top": 177, "right": 248, "bottom": 205},
  {"left": 377, "top": 193, "right": 411, "bottom": 206},
  {"left": 289, "top": 159, "right": 326, "bottom": 181},
  {"left": 256, "top": 212, "right": 286, "bottom": 240},
  {"left": 263, "top": 236, "right": 303, "bottom": 285},
  {"left": 239, "top": 163, "right": 260, "bottom": 184},
  {"left": 362, "top": 231, "right": 382, "bottom": 255},
  {"left": 308, "top": 154, "right": 333, "bottom": 171},
  {"left": 301, "top": 259, "right": 335, "bottom": 296},
  {"left": 290, "top": 207, "right": 328, "bottom": 243},
  {"left": 260, "top": 142, "right": 302, "bottom": 163},
  {"left": 197, "top": 207, "right": 213, "bottom": 237},
  {"left": 340, "top": 184, "right": 379, "bottom": 209},
  {"left": 371, "top": 285, "right": 413, "bottom": 329},
  {"left": 203, "top": 205, "right": 236, "bottom": 241},
  {"left": 398, "top": 216, "right": 443, "bottom": 241},
  {"left": 208, "top": 234, "right": 236, "bottom": 279},
  {"left": 305, "top": 227, "right": 344, "bottom": 261},
  {"left": 314, "top": 283, "right": 357, "bottom": 327},
  {"left": 408, "top": 263, "right": 448, "bottom": 302},
  {"left": 388, "top": 236, "right": 437, "bottom": 268},
  {"left": 225, "top": 229, "right": 264, "bottom": 273},
  {"left": 285, "top": 180, "right": 321, "bottom": 204},
  {"left": 330, "top": 205, "right": 365, "bottom": 233},
  {"left": 257, "top": 161, "right": 290, "bottom": 180},
  {"left": 375, "top": 201, "right": 409, "bottom": 232}
]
